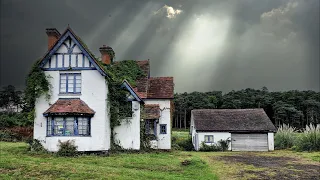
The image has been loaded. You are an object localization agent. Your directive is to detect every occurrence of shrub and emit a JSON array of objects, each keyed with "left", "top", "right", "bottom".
[
  {"left": 173, "top": 136, "right": 194, "bottom": 151},
  {"left": 0, "top": 112, "right": 31, "bottom": 127},
  {"left": 274, "top": 124, "right": 296, "bottom": 149},
  {"left": 57, "top": 140, "right": 78, "bottom": 157},
  {"left": 0, "top": 130, "right": 21, "bottom": 142},
  {"left": 295, "top": 124, "right": 320, "bottom": 152},
  {"left": 218, "top": 138, "right": 231, "bottom": 151},
  {"left": 199, "top": 142, "right": 222, "bottom": 152},
  {"left": 27, "top": 139, "right": 46, "bottom": 152},
  {"left": 0, "top": 127, "right": 33, "bottom": 142}
]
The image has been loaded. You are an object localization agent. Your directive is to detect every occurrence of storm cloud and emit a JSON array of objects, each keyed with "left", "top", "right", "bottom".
[{"left": 0, "top": 0, "right": 319, "bottom": 92}]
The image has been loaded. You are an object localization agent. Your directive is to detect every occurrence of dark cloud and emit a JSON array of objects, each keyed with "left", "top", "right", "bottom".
[{"left": 0, "top": 0, "right": 319, "bottom": 92}]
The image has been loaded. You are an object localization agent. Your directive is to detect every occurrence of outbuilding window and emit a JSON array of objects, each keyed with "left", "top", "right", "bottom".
[
  {"left": 204, "top": 135, "right": 214, "bottom": 143},
  {"left": 47, "top": 116, "right": 90, "bottom": 136},
  {"left": 160, "top": 124, "right": 167, "bottom": 134},
  {"left": 60, "top": 73, "right": 81, "bottom": 94}
]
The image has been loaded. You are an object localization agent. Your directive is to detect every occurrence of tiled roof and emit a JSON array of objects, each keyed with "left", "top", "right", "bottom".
[
  {"left": 142, "top": 104, "right": 160, "bottom": 119},
  {"left": 43, "top": 98, "right": 95, "bottom": 116},
  {"left": 121, "top": 60, "right": 174, "bottom": 99},
  {"left": 147, "top": 77, "right": 174, "bottom": 99},
  {"left": 192, "top": 109, "right": 276, "bottom": 132}
]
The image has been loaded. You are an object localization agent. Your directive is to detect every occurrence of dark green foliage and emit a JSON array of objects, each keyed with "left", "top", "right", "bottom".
[
  {"left": 23, "top": 59, "right": 51, "bottom": 120},
  {"left": 174, "top": 88, "right": 320, "bottom": 130},
  {"left": 274, "top": 124, "right": 297, "bottom": 149},
  {"left": 172, "top": 136, "right": 194, "bottom": 151},
  {"left": 0, "top": 85, "right": 22, "bottom": 112},
  {"left": 0, "top": 112, "right": 31, "bottom": 127},
  {"left": 199, "top": 138, "right": 231, "bottom": 152},
  {"left": 57, "top": 140, "right": 78, "bottom": 157},
  {"left": 100, "top": 60, "right": 145, "bottom": 149},
  {"left": 294, "top": 124, "right": 320, "bottom": 152},
  {"left": 27, "top": 139, "right": 46, "bottom": 152},
  {"left": 140, "top": 120, "right": 153, "bottom": 150},
  {"left": 218, "top": 138, "right": 231, "bottom": 151},
  {"left": 199, "top": 142, "right": 222, "bottom": 152}
]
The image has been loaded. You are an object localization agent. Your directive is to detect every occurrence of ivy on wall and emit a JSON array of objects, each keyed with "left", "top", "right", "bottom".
[
  {"left": 24, "top": 59, "right": 51, "bottom": 121},
  {"left": 99, "top": 60, "right": 146, "bottom": 150},
  {"left": 25, "top": 56, "right": 149, "bottom": 150}
]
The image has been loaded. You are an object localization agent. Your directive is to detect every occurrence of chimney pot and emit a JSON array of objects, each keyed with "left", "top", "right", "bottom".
[{"left": 46, "top": 28, "right": 60, "bottom": 50}]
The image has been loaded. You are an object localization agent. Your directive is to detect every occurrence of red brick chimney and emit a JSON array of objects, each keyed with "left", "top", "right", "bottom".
[
  {"left": 99, "top": 45, "right": 114, "bottom": 64},
  {"left": 46, "top": 28, "right": 60, "bottom": 50}
]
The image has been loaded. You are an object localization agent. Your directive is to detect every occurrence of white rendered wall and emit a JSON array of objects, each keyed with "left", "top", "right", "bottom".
[
  {"left": 144, "top": 99, "right": 171, "bottom": 149},
  {"left": 197, "top": 132, "right": 231, "bottom": 151},
  {"left": 268, "top": 132, "right": 274, "bottom": 151},
  {"left": 114, "top": 101, "right": 141, "bottom": 150},
  {"left": 33, "top": 69, "right": 109, "bottom": 152}
]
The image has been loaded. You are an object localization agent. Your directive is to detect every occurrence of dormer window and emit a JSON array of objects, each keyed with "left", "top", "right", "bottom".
[{"left": 60, "top": 73, "right": 81, "bottom": 94}]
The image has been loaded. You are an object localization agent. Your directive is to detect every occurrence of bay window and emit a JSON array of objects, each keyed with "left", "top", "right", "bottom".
[{"left": 47, "top": 116, "right": 90, "bottom": 136}]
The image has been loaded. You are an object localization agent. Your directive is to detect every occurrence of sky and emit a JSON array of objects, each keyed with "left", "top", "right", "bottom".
[{"left": 0, "top": 0, "right": 319, "bottom": 93}]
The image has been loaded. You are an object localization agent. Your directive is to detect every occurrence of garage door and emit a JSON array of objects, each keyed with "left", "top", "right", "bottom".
[{"left": 231, "top": 133, "right": 268, "bottom": 151}]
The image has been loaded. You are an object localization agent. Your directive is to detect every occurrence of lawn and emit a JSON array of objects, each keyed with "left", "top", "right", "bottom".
[
  {"left": 0, "top": 142, "right": 217, "bottom": 180},
  {"left": 1, "top": 140, "right": 319, "bottom": 180}
]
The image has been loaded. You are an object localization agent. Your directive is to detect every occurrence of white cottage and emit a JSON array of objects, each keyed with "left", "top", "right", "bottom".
[
  {"left": 190, "top": 109, "right": 276, "bottom": 151},
  {"left": 33, "top": 27, "right": 174, "bottom": 152}
]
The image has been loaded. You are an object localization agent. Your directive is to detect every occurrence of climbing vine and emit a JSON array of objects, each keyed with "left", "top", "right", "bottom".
[
  {"left": 100, "top": 60, "right": 146, "bottom": 149},
  {"left": 24, "top": 59, "right": 51, "bottom": 120}
]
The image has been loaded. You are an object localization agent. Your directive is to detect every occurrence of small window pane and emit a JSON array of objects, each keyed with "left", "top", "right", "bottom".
[
  {"left": 65, "top": 117, "right": 75, "bottom": 136},
  {"left": 54, "top": 117, "right": 64, "bottom": 136},
  {"left": 204, "top": 135, "right": 213, "bottom": 143},
  {"left": 78, "top": 117, "right": 89, "bottom": 136}
]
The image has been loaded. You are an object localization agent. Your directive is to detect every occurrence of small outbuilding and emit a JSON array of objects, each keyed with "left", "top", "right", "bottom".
[{"left": 190, "top": 109, "right": 276, "bottom": 151}]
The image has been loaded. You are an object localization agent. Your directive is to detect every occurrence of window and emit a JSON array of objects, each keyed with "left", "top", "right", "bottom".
[
  {"left": 204, "top": 135, "right": 214, "bottom": 143},
  {"left": 47, "top": 116, "right": 90, "bottom": 136},
  {"left": 60, "top": 73, "right": 81, "bottom": 94},
  {"left": 160, "top": 124, "right": 167, "bottom": 134}
]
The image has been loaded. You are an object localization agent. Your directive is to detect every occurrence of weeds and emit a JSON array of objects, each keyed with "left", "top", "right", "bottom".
[{"left": 274, "top": 124, "right": 296, "bottom": 149}]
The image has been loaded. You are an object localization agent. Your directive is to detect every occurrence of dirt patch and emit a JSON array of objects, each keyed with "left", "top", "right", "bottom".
[{"left": 215, "top": 154, "right": 320, "bottom": 180}]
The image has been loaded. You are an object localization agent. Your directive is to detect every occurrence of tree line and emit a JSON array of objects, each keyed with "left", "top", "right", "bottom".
[
  {"left": 173, "top": 87, "right": 320, "bottom": 130},
  {"left": 1, "top": 85, "right": 319, "bottom": 130}
]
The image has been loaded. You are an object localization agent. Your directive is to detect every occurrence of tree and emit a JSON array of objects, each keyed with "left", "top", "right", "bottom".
[{"left": 0, "top": 85, "right": 22, "bottom": 112}]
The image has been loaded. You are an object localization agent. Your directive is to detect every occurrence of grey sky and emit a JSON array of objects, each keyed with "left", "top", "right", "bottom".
[{"left": 0, "top": 0, "right": 319, "bottom": 92}]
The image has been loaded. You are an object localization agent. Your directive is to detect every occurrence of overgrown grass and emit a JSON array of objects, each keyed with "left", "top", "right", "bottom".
[
  {"left": 172, "top": 131, "right": 194, "bottom": 151},
  {"left": 0, "top": 142, "right": 217, "bottom": 180},
  {"left": 274, "top": 124, "right": 297, "bottom": 149},
  {"left": 294, "top": 124, "right": 320, "bottom": 152},
  {"left": 275, "top": 124, "right": 320, "bottom": 152}
]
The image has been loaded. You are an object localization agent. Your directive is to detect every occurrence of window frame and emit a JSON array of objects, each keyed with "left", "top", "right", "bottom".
[
  {"left": 204, "top": 135, "right": 214, "bottom": 143},
  {"left": 160, "top": 124, "right": 167, "bottom": 134},
  {"left": 46, "top": 116, "right": 91, "bottom": 137},
  {"left": 59, "top": 73, "right": 81, "bottom": 94}
]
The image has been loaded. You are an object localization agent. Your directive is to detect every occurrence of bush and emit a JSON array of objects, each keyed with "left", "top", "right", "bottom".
[
  {"left": 0, "top": 127, "right": 33, "bottom": 142},
  {"left": 27, "top": 139, "right": 46, "bottom": 152},
  {"left": 294, "top": 124, "right": 320, "bottom": 152},
  {"left": 57, "top": 140, "right": 78, "bottom": 157},
  {"left": 0, "top": 112, "right": 32, "bottom": 127},
  {"left": 274, "top": 124, "right": 297, "bottom": 149},
  {"left": 172, "top": 136, "right": 194, "bottom": 151},
  {"left": 199, "top": 142, "right": 222, "bottom": 152},
  {"left": 177, "top": 136, "right": 194, "bottom": 151},
  {"left": 218, "top": 138, "right": 231, "bottom": 151}
]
